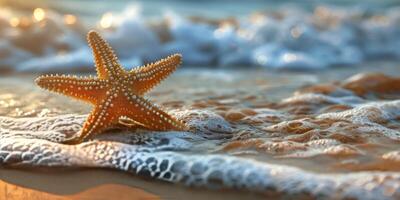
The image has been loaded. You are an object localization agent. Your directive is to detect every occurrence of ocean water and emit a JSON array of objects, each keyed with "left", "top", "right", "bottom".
[
  {"left": 0, "top": 0, "right": 400, "bottom": 72},
  {"left": 1, "top": 62, "right": 400, "bottom": 199},
  {"left": 0, "top": 1, "right": 400, "bottom": 199}
]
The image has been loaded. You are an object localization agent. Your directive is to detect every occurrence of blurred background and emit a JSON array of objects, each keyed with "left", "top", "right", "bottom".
[{"left": 0, "top": 0, "right": 400, "bottom": 73}]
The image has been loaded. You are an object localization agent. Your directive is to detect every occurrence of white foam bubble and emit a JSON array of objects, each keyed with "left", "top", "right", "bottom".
[{"left": 2, "top": 5, "right": 400, "bottom": 71}]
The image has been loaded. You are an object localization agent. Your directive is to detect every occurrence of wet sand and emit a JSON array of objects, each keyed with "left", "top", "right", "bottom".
[
  {"left": 1, "top": 60, "right": 400, "bottom": 199},
  {"left": 0, "top": 168, "right": 263, "bottom": 200},
  {"left": 0, "top": 168, "right": 160, "bottom": 200}
]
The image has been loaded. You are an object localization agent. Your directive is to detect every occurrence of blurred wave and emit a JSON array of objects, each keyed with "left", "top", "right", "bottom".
[{"left": 0, "top": 2, "right": 400, "bottom": 72}]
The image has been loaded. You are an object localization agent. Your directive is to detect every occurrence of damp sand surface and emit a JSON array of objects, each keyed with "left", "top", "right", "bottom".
[
  {"left": 0, "top": 168, "right": 263, "bottom": 200},
  {"left": 1, "top": 61, "right": 400, "bottom": 199}
]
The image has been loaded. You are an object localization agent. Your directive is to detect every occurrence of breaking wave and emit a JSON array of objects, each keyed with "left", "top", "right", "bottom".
[{"left": 1, "top": 4, "right": 400, "bottom": 72}]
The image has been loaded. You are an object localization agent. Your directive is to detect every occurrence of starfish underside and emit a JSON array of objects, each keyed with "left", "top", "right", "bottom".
[{"left": 36, "top": 31, "right": 187, "bottom": 143}]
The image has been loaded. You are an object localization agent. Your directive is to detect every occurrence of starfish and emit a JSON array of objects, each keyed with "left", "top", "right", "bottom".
[{"left": 35, "top": 30, "right": 188, "bottom": 144}]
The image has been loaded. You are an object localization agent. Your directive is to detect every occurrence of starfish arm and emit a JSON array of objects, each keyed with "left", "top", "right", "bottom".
[
  {"left": 129, "top": 54, "right": 182, "bottom": 95},
  {"left": 35, "top": 75, "right": 109, "bottom": 104},
  {"left": 122, "top": 90, "right": 188, "bottom": 131},
  {"left": 87, "top": 31, "right": 125, "bottom": 79},
  {"left": 75, "top": 94, "right": 121, "bottom": 143}
]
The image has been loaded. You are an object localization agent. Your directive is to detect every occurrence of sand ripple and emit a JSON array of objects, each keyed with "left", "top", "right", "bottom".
[{"left": 1, "top": 73, "right": 400, "bottom": 199}]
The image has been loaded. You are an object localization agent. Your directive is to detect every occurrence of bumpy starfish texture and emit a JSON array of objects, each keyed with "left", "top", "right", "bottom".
[{"left": 35, "top": 30, "right": 187, "bottom": 144}]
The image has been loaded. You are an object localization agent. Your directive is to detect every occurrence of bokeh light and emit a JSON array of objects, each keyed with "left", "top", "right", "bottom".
[
  {"left": 100, "top": 12, "right": 113, "bottom": 29},
  {"left": 64, "top": 14, "right": 77, "bottom": 25},
  {"left": 33, "top": 8, "right": 46, "bottom": 22},
  {"left": 9, "top": 17, "right": 20, "bottom": 27}
]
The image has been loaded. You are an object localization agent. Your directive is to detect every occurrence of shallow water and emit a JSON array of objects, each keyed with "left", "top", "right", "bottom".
[
  {"left": 2, "top": 2, "right": 400, "bottom": 72},
  {"left": 0, "top": 61, "right": 400, "bottom": 199}
]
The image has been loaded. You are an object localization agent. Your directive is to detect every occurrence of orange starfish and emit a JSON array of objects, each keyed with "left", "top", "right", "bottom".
[{"left": 36, "top": 30, "right": 188, "bottom": 144}]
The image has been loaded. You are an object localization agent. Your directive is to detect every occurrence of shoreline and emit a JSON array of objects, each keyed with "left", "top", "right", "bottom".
[
  {"left": 0, "top": 168, "right": 263, "bottom": 200},
  {"left": 1, "top": 65, "right": 400, "bottom": 199}
]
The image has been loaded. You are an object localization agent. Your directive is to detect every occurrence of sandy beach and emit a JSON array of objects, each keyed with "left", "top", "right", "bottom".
[
  {"left": 0, "top": 168, "right": 160, "bottom": 200},
  {"left": 0, "top": 62, "right": 399, "bottom": 199},
  {"left": 1, "top": 1, "right": 400, "bottom": 199},
  {"left": 0, "top": 168, "right": 267, "bottom": 200}
]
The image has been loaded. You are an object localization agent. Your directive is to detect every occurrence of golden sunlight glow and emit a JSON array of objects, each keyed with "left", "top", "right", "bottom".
[
  {"left": 250, "top": 13, "right": 266, "bottom": 25},
  {"left": 283, "top": 53, "right": 298, "bottom": 62},
  {"left": 19, "top": 17, "right": 32, "bottom": 28},
  {"left": 290, "top": 26, "right": 303, "bottom": 38},
  {"left": 64, "top": 14, "right": 77, "bottom": 25},
  {"left": 100, "top": 12, "right": 113, "bottom": 28},
  {"left": 33, "top": 8, "right": 46, "bottom": 22},
  {"left": 9, "top": 17, "right": 20, "bottom": 27},
  {"left": 314, "top": 6, "right": 330, "bottom": 18}
]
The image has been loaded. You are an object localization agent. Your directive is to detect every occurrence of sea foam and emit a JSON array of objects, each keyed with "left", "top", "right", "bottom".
[
  {"left": 1, "top": 72, "right": 400, "bottom": 199},
  {"left": 1, "top": 5, "right": 400, "bottom": 72}
]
